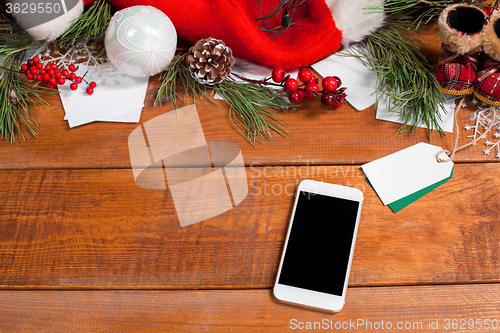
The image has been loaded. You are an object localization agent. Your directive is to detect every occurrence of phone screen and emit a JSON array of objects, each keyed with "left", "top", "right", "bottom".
[{"left": 278, "top": 191, "right": 360, "bottom": 296}]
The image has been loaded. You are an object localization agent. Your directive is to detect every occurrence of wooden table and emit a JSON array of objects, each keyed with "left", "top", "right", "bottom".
[{"left": 1, "top": 25, "right": 500, "bottom": 332}]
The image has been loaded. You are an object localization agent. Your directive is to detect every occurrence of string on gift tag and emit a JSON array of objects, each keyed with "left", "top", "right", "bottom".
[{"left": 437, "top": 96, "right": 498, "bottom": 163}]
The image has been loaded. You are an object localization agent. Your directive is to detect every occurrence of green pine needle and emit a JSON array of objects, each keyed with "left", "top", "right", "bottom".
[
  {"left": 0, "top": 15, "right": 37, "bottom": 56},
  {"left": 155, "top": 53, "right": 216, "bottom": 109},
  {"left": 0, "top": 16, "right": 51, "bottom": 143},
  {"left": 155, "top": 53, "right": 295, "bottom": 147},
  {"left": 213, "top": 79, "right": 293, "bottom": 147},
  {"left": 56, "top": 0, "right": 113, "bottom": 47},
  {"left": 0, "top": 55, "right": 52, "bottom": 143},
  {"left": 352, "top": 0, "right": 467, "bottom": 136},
  {"left": 0, "top": 0, "right": 112, "bottom": 143}
]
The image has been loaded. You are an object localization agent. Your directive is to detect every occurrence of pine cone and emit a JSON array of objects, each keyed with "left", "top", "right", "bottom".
[{"left": 187, "top": 38, "right": 235, "bottom": 85}]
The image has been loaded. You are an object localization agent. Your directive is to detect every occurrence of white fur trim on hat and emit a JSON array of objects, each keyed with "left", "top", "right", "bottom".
[
  {"left": 11, "top": 0, "right": 84, "bottom": 41},
  {"left": 325, "top": 0, "right": 385, "bottom": 46}
]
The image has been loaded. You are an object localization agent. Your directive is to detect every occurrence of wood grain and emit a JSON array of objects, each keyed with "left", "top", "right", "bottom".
[
  {"left": 0, "top": 164, "right": 499, "bottom": 289},
  {"left": 0, "top": 23, "right": 496, "bottom": 169},
  {"left": 1, "top": 285, "right": 500, "bottom": 332},
  {"left": 0, "top": 89, "right": 496, "bottom": 169}
]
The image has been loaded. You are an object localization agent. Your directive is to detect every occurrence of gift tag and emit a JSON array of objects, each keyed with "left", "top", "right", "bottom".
[{"left": 362, "top": 143, "right": 454, "bottom": 210}]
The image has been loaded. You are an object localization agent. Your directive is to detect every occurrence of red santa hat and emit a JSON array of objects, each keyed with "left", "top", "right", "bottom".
[{"left": 12, "top": 0, "right": 385, "bottom": 69}]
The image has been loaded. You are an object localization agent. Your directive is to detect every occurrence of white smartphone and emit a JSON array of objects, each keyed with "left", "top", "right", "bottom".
[{"left": 273, "top": 179, "right": 363, "bottom": 312}]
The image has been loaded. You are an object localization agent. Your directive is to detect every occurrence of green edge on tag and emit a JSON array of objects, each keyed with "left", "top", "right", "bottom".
[{"left": 365, "top": 167, "right": 454, "bottom": 213}]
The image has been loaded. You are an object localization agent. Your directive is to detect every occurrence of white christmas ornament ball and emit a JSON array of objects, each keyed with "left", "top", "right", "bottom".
[{"left": 105, "top": 6, "right": 177, "bottom": 77}]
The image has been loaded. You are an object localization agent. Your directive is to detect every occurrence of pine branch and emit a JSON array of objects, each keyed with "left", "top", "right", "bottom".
[
  {"left": 155, "top": 53, "right": 295, "bottom": 147},
  {"left": 155, "top": 53, "right": 216, "bottom": 109},
  {"left": 213, "top": 79, "right": 293, "bottom": 147},
  {"left": 0, "top": 54, "right": 52, "bottom": 143},
  {"left": 56, "top": 0, "right": 113, "bottom": 47},
  {"left": 0, "top": 14, "right": 37, "bottom": 55},
  {"left": 350, "top": 0, "right": 469, "bottom": 136}
]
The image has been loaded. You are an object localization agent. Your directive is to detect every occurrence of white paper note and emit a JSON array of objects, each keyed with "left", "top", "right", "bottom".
[
  {"left": 361, "top": 142, "right": 454, "bottom": 205},
  {"left": 58, "top": 65, "right": 149, "bottom": 127}
]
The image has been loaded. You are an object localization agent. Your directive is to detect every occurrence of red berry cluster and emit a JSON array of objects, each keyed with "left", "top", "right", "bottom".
[
  {"left": 272, "top": 67, "right": 347, "bottom": 107},
  {"left": 20, "top": 56, "right": 97, "bottom": 95}
]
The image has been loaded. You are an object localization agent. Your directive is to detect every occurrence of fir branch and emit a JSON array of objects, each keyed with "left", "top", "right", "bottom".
[
  {"left": 0, "top": 54, "right": 52, "bottom": 143},
  {"left": 56, "top": 0, "right": 113, "bottom": 47},
  {"left": 155, "top": 53, "right": 295, "bottom": 147},
  {"left": 0, "top": 14, "right": 36, "bottom": 56},
  {"left": 155, "top": 53, "right": 216, "bottom": 109},
  {"left": 350, "top": 0, "right": 467, "bottom": 136},
  {"left": 213, "top": 79, "right": 293, "bottom": 147},
  {"left": 380, "top": 0, "right": 457, "bottom": 28}
]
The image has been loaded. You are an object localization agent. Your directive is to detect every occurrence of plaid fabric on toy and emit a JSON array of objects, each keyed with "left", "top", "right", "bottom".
[
  {"left": 436, "top": 47, "right": 478, "bottom": 96},
  {"left": 474, "top": 54, "right": 500, "bottom": 105}
]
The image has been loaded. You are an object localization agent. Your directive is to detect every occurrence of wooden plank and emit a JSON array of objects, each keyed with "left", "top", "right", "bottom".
[
  {"left": 0, "top": 24, "right": 496, "bottom": 169},
  {"left": 1, "top": 285, "right": 500, "bottom": 332},
  {"left": 0, "top": 164, "right": 499, "bottom": 288},
  {"left": 0, "top": 89, "right": 495, "bottom": 169}
]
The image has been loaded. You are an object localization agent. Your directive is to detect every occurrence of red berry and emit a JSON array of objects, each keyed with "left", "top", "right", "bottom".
[
  {"left": 333, "top": 94, "right": 346, "bottom": 107},
  {"left": 49, "top": 77, "right": 57, "bottom": 86},
  {"left": 26, "top": 73, "right": 34, "bottom": 80},
  {"left": 298, "top": 68, "right": 313, "bottom": 83},
  {"left": 58, "top": 78, "right": 66, "bottom": 85},
  {"left": 54, "top": 68, "right": 60, "bottom": 73},
  {"left": 45, "top": 83, "right": 54, "bottom": 89},
  {"left": 284, "top": 78, "right": 298, "bottom": 92},
  {"left": 304, "top": 82, "right": 319, "bottom": 98},
  {"left": 322, "top": 76, "right": 338, "bottom": 92},
  {"left": 272, "top": 67, "right": 286, "bottom": 83},
  {"left": 61, "top": 69, "right": 69, "bottom": 77},
  {"left": 310, "top": 74, "right": 318, "bottom": 84},
  {"left": 20, "top": 64, "right": 28, "bottom": 72},
  {"left": 89, "top": 81, "right": 97, "bottom": 88},
  {"left": 42, "top": 73, "right": 50, "bottom": 82},
  {"left": 32, "top": 56, "right": 40, "bottom": 64},
  {"left": 69, "top": 73, "right": 76, "bottom": 80},
  {"left": 68, "top": 64, "right": 76, "bottom": 72},
  {"left": 27, "top": 60, "right": 35, "bottom": 68},
  {"left": 70, "top": 83, "right": 78, "bottom": 90},
  {"left": 36, "top": 63, "right": 43, "bottom": 69},
  {"left": 51, "top": 64, "right": 58, "bottom": 70},
  {"left": 35, "top": 74, "right": 42, "bottom": 81},
  {"left": 44, "top": 64, "right": 51, "bottom": 71},
  {"left": 54, "top": 72, "right": 62, "bottom": 79},
  {"left": 75, "top": 77, "right": 82, "bottom": 84},
  {"left": 333, "top": 76, "right": 342, "bottom": 87},
  {"left": 30, "top": 67, "right": 38, "bottom": 75},
  {"left": 86, "top": 87, "right": 94, "bottom": 95},
  {"left": 289, "top": 90, "right": 304, "bottom": 103},
  {"left": 39, "top": 69, "right": 46, "bottom": 75},
  {"left": 321, "top": 92, "right": 335, "bottom": 105},
  {"left": 48, "top": 69, "right": 55, "bottom": 76}
]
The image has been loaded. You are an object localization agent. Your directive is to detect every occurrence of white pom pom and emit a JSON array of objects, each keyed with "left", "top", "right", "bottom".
[{"left": 325, "top": 0, "right": 385, "bottom": 46}]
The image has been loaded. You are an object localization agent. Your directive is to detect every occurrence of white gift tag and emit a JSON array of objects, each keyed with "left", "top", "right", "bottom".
[{"left": 361, "top": 143, "right": 454, "bottom": 205}]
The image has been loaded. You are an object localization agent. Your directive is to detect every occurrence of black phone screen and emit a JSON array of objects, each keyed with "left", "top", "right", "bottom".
[{"left": 278, "top": 191, "right": 360, "bottom": 296}]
